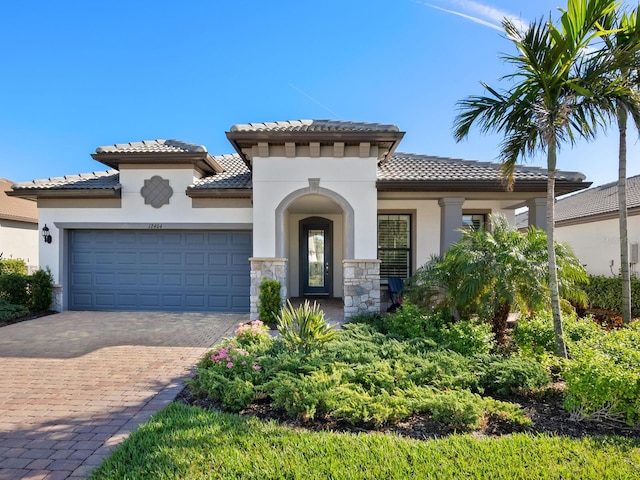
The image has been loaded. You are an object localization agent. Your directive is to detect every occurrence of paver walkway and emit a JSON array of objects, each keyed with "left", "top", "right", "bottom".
[{"left": 0, "top": 311, "right": 245, "bottom": 480}]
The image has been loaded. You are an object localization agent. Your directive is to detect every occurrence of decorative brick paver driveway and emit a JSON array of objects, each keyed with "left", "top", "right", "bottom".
[{"left": 0, "top": 311, "right": 245, "bottom": 480}]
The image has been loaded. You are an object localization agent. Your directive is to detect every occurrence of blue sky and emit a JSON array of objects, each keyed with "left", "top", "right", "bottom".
[{"left": 1, "top": 0, "right": 638, "bottom": 187}]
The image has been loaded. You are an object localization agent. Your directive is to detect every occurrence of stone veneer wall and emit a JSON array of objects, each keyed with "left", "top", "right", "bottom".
[
  {"left": 249, "top": 257, "right": 288, "bottom": 321},
  {"left": 343, "top": 259, "right": 380, "bottom": 319},
  {"left": 51, "top": 284, "right": 63, "bottom": 312}
]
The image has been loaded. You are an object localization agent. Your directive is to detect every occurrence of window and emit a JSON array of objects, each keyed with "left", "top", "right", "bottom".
[
  {"left": 377, "top": 214, "right": 411, "bottom": 280},
  {"left": 462, "top": 213, "right": 487, "bottom": 230}
]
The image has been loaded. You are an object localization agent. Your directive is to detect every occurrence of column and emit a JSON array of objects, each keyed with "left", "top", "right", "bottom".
[
  {"left": 249, "top": 258, "right": 288, "bottom": 321},
  {"left": 438, "top": 197, "right": 465, "bottom": 255},
  {"left": 343, "top": 259, "right": 381, "bottom": 319},
  {"left": 527, "top": 197, "right": 547, "bottom": 231}
]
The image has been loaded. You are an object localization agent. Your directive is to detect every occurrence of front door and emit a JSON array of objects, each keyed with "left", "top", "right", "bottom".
[{"left": 300, "top": 217, "right": 332, "bottom": 296}]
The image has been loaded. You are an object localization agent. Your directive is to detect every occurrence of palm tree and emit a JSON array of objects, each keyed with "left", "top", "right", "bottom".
[
  {"left": 599, "top": 7, "right": 640, "bottom": 324},
  {"left": 453, "top": 0, "right": 622, "bottom": 357},
  {"left": 402, "top": 215, "right": 588, "bottom": 347}
]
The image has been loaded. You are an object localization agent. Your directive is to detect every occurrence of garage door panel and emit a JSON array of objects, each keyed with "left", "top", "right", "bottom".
[{"left": 69, "top": 230, "right": 251, "bottom": 312}]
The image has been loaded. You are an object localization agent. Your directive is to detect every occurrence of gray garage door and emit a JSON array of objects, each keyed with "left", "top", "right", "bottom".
[{"left": 69, "top": 230, "right": 251, "bottom": 312}]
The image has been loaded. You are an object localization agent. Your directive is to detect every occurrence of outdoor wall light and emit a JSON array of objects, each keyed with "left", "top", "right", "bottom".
[{"left": 41, "top": 224, "right": 52, "bottom": 244}]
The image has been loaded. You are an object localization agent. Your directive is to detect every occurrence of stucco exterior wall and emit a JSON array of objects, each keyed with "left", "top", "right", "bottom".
[
  {"left": 252, "top": 156, "right": 378, "bottom": 259},
  {"left": 556, "top": 214, "right": 640, "bottom": 276},
  {"left": 36, "top": 166, "right": 252, "bottom": 288},
  {"left": 0, "top": 219, "right": 38, "bottom": 270}
]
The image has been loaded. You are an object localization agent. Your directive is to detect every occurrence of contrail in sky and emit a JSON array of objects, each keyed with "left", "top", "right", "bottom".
[
  {"left": 414, "top": 0, "right": 528, "bottom": 33},
  {"left": 288, "top": 83, "right": 340, "bottom": 118}
]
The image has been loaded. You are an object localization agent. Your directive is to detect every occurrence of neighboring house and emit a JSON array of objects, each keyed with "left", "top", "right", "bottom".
[
  {"left": 0, "top": 178, "right": 38, "bottom": 271},
  {"left": 554, "top": 175, "right": 640, "bottom": 277},
  {"left": 9, "top": 120, "right": 590, "bottom": 318}
]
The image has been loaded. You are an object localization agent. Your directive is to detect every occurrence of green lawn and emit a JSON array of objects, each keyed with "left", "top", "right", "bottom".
[{"left": 91, "top": 403, "right": 640, "bottom": 480}]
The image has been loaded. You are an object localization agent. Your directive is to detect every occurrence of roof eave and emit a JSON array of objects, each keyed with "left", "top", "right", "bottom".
[
  {"left": 186, "top": 188, "right": 252, "bottom": 199},
  {"left": 556, "top": 205, "right": 640, "bottom": 226},
  {"left": 7, "top": 187, "right": 122, "bottom": 199},
  {"left": 0, "top": 213, "right": 38, "bottom": 224},
  {"left": 91, "top": 152, "right": 224, "bottom": 175},
  {"left": 376, "top": 180, "right": 591, "bottom": 195},
  {"left": 226, "top": 131, "right": 406, "bottom": 168}
]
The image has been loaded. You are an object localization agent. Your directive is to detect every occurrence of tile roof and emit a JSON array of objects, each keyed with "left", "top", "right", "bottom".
[
  {"left": 11, "top": 171, "right": 119, "bottom": 191},
  {"left": 229, "top": 119, "right": 400, "bottom": 133},
  {"left": 378, "top": 153, "right": 586, "bottom": 182},
  {"left": 0, "top": 179, "right": 37, "bottom": 223},
  {"left": 190, "top": 154, "right": 251, "bottom": 189},
  {"left": 555, "top": 175, "right": 640, "bottom": 222},
  {"left": 95, "top": 139, "right": 207, "bottom": 154}
]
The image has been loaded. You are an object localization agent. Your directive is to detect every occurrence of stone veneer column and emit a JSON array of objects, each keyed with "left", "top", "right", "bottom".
[
  {"left": 343, "top": 259, "right": 381, "bottom": 319},
  {"left": 51, "top": 284, "right": 63, "bottom": 312},
  {"left": 249, "top": 258, "right": 288, "bottom": 321}
]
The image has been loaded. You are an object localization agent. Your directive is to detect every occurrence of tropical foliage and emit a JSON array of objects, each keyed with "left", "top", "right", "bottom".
[
  {"left": 454, "top": 0, "right": 635, "bottom": 357},
  {"left": 276, "top": 300, "right": 338, "bottom": 354},
  {"left": 599, "top": 6, "right": 640, "bottom": 324},
  {"left": 402, "top": 215, "right": 587, "bottom": 346}
]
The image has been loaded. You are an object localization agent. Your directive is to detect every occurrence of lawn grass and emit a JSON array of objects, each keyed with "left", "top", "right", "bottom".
[{"left": 91, "top": 403, "right": 640, "bottom": 480}]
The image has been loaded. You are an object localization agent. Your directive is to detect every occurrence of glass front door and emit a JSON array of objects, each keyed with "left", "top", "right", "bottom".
[{"left": 300, "top": 217, "right": 332, "bottom": 296}]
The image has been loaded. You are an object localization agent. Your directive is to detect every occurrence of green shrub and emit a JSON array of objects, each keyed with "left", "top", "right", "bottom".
[
  {"left": 258, "top": 278, "right": 282, "bottom": 327},
  {"left": 421, "top": 389, "right": 486, "bottom": 429},
  {"left": 277, "top": 300, "right": 338, "bottom": 354},
  {"left": 583, "top": 275, "right": 640, "bottom": 317},
  {"left": 0, "top": 273, "right": 29, "bottom": 306},
  {"left": 188, "top": 370, "right": 255, "bottom": 413},
  {"left": 329, "top": 384, "right": 411, "bottom": 426},
  {"left": 514, "top": 311, "right": 603, "bottom": 371},
  {"left": 0, "top": 258, "right": 27, "bottom": 275},
  {"left": 0, "top": 299, "right": 29, "bottom": 321},
  {"left": 28, "top": 268, "right": 53, "bottom": 312},
  {"left": 265, "top": 370, "right": 340, "bottom": 421},
  {"left": 406, "top": 351, "right": 479, "bottom": 391},
  {"left": 381, "top": 302, "right": 495, "bottom": 355},
  {"left": 477, "top": 356, "right": 551, "bottom": 396},
  {"left": 563, "top": 322, "right": 640, "bottom": 425}
]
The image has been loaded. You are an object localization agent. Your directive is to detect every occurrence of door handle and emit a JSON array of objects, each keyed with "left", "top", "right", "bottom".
[{"left": 325, "top": 262, "right": 330, "bottom": 275}]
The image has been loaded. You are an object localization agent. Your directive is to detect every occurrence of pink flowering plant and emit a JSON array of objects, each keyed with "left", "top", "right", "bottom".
[
  {"left": 205, "top": 342, "right": 262, "bottom": 380},
  {"left": 234, "top": 320, "right": 271, "bottom": 347}
]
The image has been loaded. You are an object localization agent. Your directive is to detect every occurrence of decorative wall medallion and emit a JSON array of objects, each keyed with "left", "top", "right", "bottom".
[{"left": 140, "top": 175, "right": 173, "bottom": 208}]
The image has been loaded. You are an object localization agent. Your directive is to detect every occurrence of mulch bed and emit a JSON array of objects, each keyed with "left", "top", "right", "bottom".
[
  {"left": 175, "top": 383, "right": 640, "bottom": 440},
  {"left": 0, "top": 310, "right": 57, "bottom": 328}
]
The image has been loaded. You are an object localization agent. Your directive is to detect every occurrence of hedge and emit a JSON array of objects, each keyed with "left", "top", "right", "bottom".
[{"left": 583, "top": 275, "right": 640, "bottom": 317}]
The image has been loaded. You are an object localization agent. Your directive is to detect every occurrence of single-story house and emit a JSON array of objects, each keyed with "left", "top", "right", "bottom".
[
  {"left": 553, "top": 175, "right": 640, "bottom": 277},
  {"left": 9, "top": 120, "right": 590, "bottom": 318},
  {"left": 0, "top": 178, "right": 38, "bottom": 270}
]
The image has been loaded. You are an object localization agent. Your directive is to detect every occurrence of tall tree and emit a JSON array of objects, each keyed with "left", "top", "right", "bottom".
[
  {"left": 599, "top": 7, "right": 640, "bottom": 324},
  {"left": 453, "top": 0, "right": 621, "bottom": 357}
]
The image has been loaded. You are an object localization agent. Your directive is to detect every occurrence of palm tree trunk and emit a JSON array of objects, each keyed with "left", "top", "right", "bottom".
[
  {"left": 547, "top": 143, "right": 568, "bottom": 358},
  {"left": 617, "top": 105, "right": 632, "bottom": 324},
  {"left": 492, "top": 302, "right": 510, "bottom": 347}
]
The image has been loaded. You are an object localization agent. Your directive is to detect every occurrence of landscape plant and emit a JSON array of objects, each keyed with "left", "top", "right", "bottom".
[
  {"left": 454, "top": 0, "right": 632, "bottom": 357},
  {"left": 563, "top": 321, "right": 640, "bottom": 425},
  {"left": 0, "top": 257, "right": 27, "bottom": 275},
  {"left": 258, "top": 277, "right": 281, "bottom": 327},
  {"left": 598, "top": 6, "right": 640, "bottom": 324},
  {"left": 276, "top": 300, "right": 338, "bottom": 354},
  {"left": 402, "top": 216, "right": 587, "bottom": 346}
]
